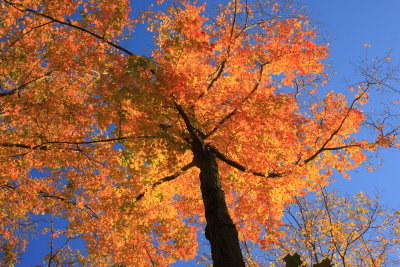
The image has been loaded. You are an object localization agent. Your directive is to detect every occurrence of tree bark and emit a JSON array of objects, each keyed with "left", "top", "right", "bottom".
[{"left": 192, "top": 142, "right": 245, "bottom": 267}]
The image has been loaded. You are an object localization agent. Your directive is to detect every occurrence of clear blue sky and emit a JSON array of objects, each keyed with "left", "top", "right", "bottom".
[
  {"left": 18, "top": 1, "right": 400, "bottom": 266},
  {"left": 304, "top": 0, "right": 400, "bottom": 208}
]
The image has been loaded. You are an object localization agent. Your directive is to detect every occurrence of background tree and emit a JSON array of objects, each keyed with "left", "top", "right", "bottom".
[
  {"left": 0, "top": 0, "right": 397, "bottom": 265},
  {"left": 265, "top": 188, "right": 400, "bottom": 266}
]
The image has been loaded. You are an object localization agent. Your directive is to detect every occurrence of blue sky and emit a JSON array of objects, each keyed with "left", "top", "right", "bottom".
[
  {"left": 17, "top": 0, "right": 400, "bottom": 266},
  {"left": 304, "top": 0, "right": 400, "bottom": 207}
]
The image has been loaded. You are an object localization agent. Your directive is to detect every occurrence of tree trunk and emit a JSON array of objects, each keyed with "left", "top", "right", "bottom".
[{"left": 192, "top": 142, "right": 245, "bottom": 267}]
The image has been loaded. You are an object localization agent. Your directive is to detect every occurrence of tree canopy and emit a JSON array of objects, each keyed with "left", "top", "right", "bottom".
[{"left": 0, "top": 0, "right": 397, "bottom": 265}]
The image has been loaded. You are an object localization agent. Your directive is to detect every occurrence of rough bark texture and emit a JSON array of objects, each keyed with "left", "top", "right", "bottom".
[{"left": 192, "top": 142, "right": 245, "bottom": 267}]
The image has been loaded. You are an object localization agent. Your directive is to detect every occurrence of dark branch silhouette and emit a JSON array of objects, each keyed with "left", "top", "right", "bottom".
[
  {"left": 0, "top": 72, "right": 52, "bottom": 97},
  {"left": 0, "top": 183, "right": 99, "bottom": 218},
  {"left": 4, "top": 0, "right": 134, "bottom": 56},
  {"left": 205, "top": 63, "right": 267, "bottom": 138},
  {"left": 210, "top": 145, "right": 284, "bottom": 178},
  {"left": 304, "top": 88, "right": 369, "bottom": 164},
  {"left": 134, "top": 161, "right": 195, "bottom": 202}
]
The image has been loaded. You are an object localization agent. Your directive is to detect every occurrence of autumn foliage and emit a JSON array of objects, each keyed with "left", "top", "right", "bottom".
[
  {"left": 0, "top": 0, "right": 391, "bottom": 265},
  {"left": 269, "top": 189, "right": 400, "bottom": 266}
]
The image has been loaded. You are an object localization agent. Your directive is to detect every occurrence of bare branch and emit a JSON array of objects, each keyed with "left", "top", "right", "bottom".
[{"left": 48, "top": 217, "right": 55, "bottom": 267}]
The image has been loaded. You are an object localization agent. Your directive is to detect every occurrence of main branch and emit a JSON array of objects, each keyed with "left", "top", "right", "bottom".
[
  {"left": 4, "top": 0, "right": 134, "bottom": 56},
  {"left": 210, "top": 145, "right": 284, "bottom": 178}
]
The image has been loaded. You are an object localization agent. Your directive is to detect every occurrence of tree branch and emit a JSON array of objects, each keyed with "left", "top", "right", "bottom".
[
  {"left": 304, "top": 89, "right": 368, "bottom": 164},
  {"left": 173, "top": 100, "right": 204, "bottom": 143},
  {"left": 8, "top": 21, "right": 53, "bottom": 48},
  {"left": 4, "top": 0, "right": 134, "bottom": 56},
  {"left": 198, "top": 59, "right": 228, "bottom": 99},
  {"left": 0, "top": 71, "right": 52, "bottom": 98},
  {"left": 205, "top": 63, "right": 267, "bottom": 139},
  {"left": 134, "top": 161, "right": 195, "bottom": 202},
  {"left": 0, "top": 135, "right": 156, "bottom": 150},
  {"left": 209, "top": 145, "right": 284, "bottom": 178},
  {"left": 0, "top": 183, "right": 99, "bottom": 218}
]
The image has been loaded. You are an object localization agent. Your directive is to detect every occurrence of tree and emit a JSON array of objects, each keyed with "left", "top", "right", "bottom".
[
  {"left": 0, "top": 0, "right": 396, "bottom": 265},
  {"left": 266, "top": 189, "right": 400, "bottom": 266}
]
